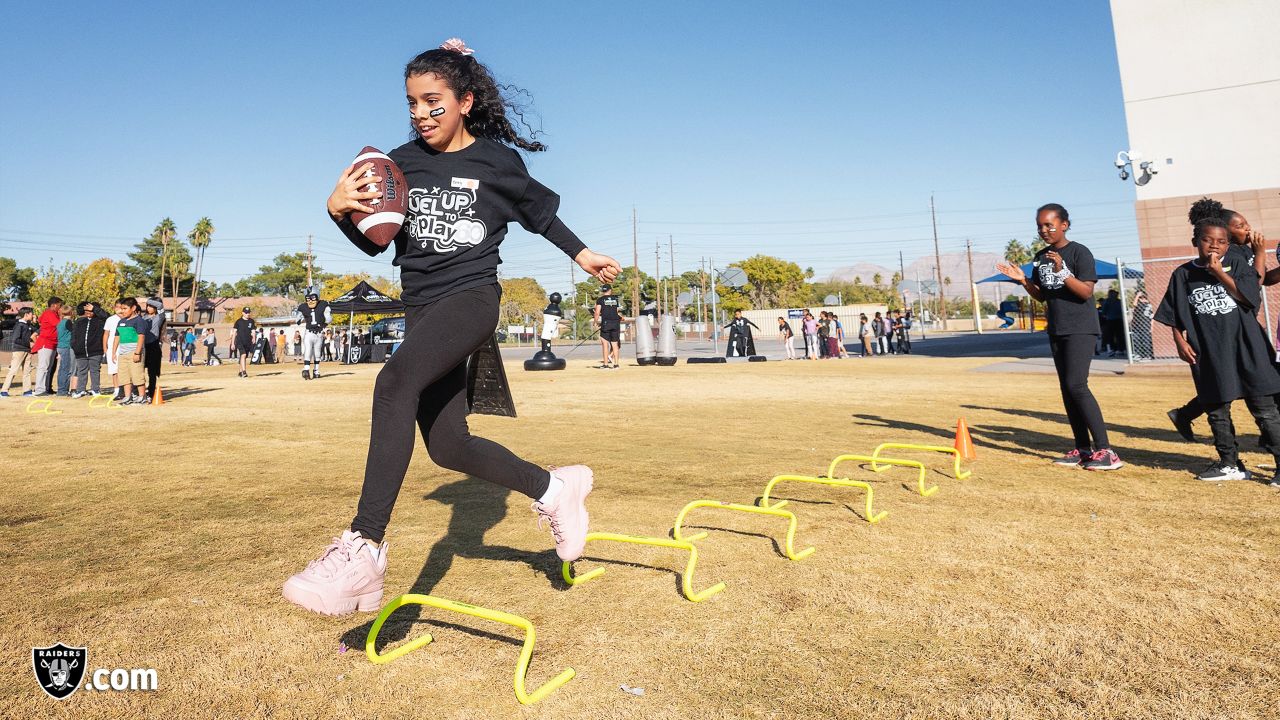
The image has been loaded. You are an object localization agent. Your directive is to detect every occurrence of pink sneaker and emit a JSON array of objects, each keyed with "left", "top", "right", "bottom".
[
  {"left": 532, "top": 466, "right": 593, "bottom": 562},
  {"left": 283, "top": 530, "right": 387, "bottom": 616}
]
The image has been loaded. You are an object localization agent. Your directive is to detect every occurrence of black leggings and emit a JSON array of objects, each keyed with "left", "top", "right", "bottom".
[
  {"left": 144, "top": 343, "right": 161, "bottom": 396},
  {"left": 1205, "top": 396, "right": 1280, "bottom": 467},
  {"left": 1049, "top": 334, "right": 1110, "bottom": 453},
  {"left": 350, "top": 285, "right": 550, "bottom": 543}
]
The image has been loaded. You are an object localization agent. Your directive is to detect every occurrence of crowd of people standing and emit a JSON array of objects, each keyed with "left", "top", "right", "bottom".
[{"left": 777, "top": 309, "right": 913, "bottom": 360}]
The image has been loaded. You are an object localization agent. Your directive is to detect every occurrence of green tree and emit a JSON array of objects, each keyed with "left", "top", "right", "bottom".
[
  {"left": 122, "top": 219, "right": 182, "bottom": 297},
  {"left": 247, "top": 253, "right": 325, "bottom": 298},
  {"left": 498, "top": 277, "right": 548, "bottom": 330},
  {"left": 187, "top": 217, "right": 215, "bottom": 322},
  {"left": 0, "top": 257, "right": 36, "bottom": 301},
  {"left": 214, "top": 279, "right": 256, "bottom": 297},
  {"left": 30, "top": 258, "right": 123, "bottom": 309},
  {"left": 322, "top": 272, "right": 401, "bottom": 326},
  {"left": 872, "top": 273, "right": 883, "bottom": 288},
  {"left": 1004, "top": 238, "right": 1032, "bottom": 265},
  {"left": 733, "top": 255, "right": 806, "bottom": 309}
]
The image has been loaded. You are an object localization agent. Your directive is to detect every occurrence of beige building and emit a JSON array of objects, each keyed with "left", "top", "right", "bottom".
[{"left": 1111, "top": 0, "right": 1280, "bottom": 353}]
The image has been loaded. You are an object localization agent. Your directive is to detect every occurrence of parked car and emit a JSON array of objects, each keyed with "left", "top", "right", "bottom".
[{"left": 370, "top": 317, "right": 405, "bottom": 346}]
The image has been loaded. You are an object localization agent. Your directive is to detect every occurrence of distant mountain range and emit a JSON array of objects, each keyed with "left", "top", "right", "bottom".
[{"left": 828, "top": 251, "right": 1021, "bottom": 299}]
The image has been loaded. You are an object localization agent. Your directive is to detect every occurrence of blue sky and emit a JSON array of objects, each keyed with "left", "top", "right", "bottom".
[{"left": 0, "top": 1, "right": 1137, "bottom": 296}]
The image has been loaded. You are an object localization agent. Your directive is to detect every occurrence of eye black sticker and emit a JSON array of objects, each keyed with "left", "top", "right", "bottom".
[{"left": 429, "top": 107, "right": 446, "bottom": 118}]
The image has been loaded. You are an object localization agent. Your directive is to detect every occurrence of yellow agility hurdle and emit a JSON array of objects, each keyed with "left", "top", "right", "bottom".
[
  {"left": 88, "top": 395, "right": 123, "bottom": 410},
  {"left": 366, "top": 593, "right": 575, "bottom": 706},
  {"left": 562, "top": 531, "right": 726, "bottom": 603},
  {"left": 758, "top": 474, "right": 888, "bottom": 524},
  {"left": 26, "top": 399, "right": 62, "bottom": 415},
  {"left": 672, "top": 500, "right": 814, "bottom": 561},
  {"left": 870, "top": 442, "right": 973, "bottom": 480},
  {"left": 827, "top": 454, "right": 937, "bottom": 497}
]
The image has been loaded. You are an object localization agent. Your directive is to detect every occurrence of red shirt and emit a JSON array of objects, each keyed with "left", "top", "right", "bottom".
[{"left": 33, "top": 308, "right": 60, "bottom": 351}]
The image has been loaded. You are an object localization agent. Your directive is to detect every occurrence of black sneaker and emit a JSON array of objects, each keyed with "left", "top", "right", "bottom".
[
  {"left": 1082, "top": 449, "right": 1123, "bottom": 471},
  {"left": 1167, "top": 409, "right": 1195, "bottom": 442},
  {"left": 1052, "top": 449, "right": 1085, "bottom": 467},
  {"left": 1197, "top": 463, "right": 1249, "bottom": 482}
]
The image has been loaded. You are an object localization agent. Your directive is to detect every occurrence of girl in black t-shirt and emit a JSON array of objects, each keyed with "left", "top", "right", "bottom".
[
  {"left": 1156, "top": 218, "right": 1280, "bottom": 484},
  {"left": 1168, "top": 198, "right": 1270, "bottom": 440},
  {"left": 284, "top": 39, "right": 622, "bottom": 617},
  {"left": 996, "top": 203, "right": 1121, "bottom": 471}
]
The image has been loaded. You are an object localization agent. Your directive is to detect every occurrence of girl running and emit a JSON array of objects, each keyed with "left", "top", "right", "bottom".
[
  {"left": 996, "top": 203, "right": 1122, "bottom": 471},
  {"left": 283, "top": 38, "right": 621, "bottom": 616},
  {"left": 1168, "top": 198, "right": 1269, "bottom": 441}
]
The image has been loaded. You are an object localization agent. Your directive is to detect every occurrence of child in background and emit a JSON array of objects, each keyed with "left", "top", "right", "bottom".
[
  {"left": 858, "top": 313, "right": 872, "bottom": 356},
  {"left": 56, "top": 305, "right": 75, "bottom": 396},
  {"left": 102, "top": 303, "right": 121, "bottom": 399},
  {"left": 802, "top": 310, "right": 818, "bottom": 360},
  {"left": 831, "top": 313, "right": 848, "bottom": 358},
  {"left": 114, "top": 298, "right": 149, "bottom": 405},
  {"left": 1156, "top": 217, "right": 1280, "bottom": 485},
  {"left": 71, "top": 301, "right": 105, "bottom": 397},
  {"left": 0, "top": 308, "right": 37, "bottom": 396},
  {"left": 777, "top": 317, "right": 795, "bottom": 360}
]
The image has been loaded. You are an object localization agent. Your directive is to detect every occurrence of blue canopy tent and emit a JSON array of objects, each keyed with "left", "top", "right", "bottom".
[{"left": 977, "top": 259, "right": 1144, "bottom": 284}]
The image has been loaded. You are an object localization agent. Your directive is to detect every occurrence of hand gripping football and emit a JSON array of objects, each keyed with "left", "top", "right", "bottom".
[{"left": 348, "top": 146, "right": 407, "bottom": 247}]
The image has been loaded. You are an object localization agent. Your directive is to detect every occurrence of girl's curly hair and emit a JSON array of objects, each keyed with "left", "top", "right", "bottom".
[
  {"left": 1187, "top": 196, "right": 1224, "bottom": 225},
  {"left": 405, "top": 47, "right": 546, "bottom": 152}
]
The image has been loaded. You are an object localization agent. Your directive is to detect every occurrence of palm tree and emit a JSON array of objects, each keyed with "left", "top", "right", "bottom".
[
  {"left": 188, "top": 217, "right": 215, "bottom": 324},
  {"left": 1004, "top": 238, "right": 1031, "bottom": 266},
  {"left": 171, "top": 258, "right": 189, "bottom": 315},
  {"left": 155, "top": 218, "right": 176, "bottom": 305}
]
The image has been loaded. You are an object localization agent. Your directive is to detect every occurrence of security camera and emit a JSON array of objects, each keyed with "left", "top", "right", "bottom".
[
  {"left": 1118, "top": 168, "right": 1129, "bottom": 181},
  {"left": 1114, "top": 151, "right": 1129, "bottom": 169}
]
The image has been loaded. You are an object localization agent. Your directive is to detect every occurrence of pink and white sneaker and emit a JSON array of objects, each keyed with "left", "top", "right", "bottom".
[
  {"left": 283, "top": 530, "right": 387, "bottom": 616},
  {"left": 532, "top": 466, "right": 593, "bottom": 562}
]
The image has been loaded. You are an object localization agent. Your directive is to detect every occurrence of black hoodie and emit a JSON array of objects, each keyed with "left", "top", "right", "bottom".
[{"left": 71, "top": 314, "right": 106, "bottom": 358}]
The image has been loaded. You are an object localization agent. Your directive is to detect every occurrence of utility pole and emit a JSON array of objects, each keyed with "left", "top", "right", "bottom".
[
  {"left": 700, "top": 257, "right": 708, "bottom": 336},
  {"left": 915, "top": 268, "right": 927, "bottom": 340},
  {"left": 306, "top": 234, "right": 314, "bottom": 289},
  {"left": 709, "top": 255, "right": 718, "bottom": 354},
  {"left": 669, "top": 235, "right": 676, "bottom": 318},
  {"left": 930, "top": 194, "right": 947, "bottom": 330},
  {"left": 631, "top": 207, "right": 639, "bottom": 319},
  {"left": 898, "top": 250, "right": 909, "bottom": 311},
  {"left": 569, "top": 260, "right": 576, "bottom": 340},
  {"left": 655, "top": 239, "right": 662, "bottom": 316},
  {"left": 965, "top": 238, "right": 982, "bottom": 334}
]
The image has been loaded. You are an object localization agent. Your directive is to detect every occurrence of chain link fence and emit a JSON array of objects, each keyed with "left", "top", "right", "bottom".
[{"left": 1116, "top": 254, "right": 1280, "bottom": 363}]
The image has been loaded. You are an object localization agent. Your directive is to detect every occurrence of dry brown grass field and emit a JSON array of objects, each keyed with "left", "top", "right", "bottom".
[{"left": 2, "top": 352, "right": 1278, "bottom": 719}]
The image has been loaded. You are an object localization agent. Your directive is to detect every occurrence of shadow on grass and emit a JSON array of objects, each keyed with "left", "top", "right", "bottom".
[
  {"left": 852, "top": 411, "right": 1213, "bottom": 472},
  {"left": 670, "top": 524, "right": 785, "bottom": 559},
  {"left": 344, "top": 476, "right": 561, "bottom": 653},
  {"left": 157, "top": 387, "right": 218, "bottom": 401}
]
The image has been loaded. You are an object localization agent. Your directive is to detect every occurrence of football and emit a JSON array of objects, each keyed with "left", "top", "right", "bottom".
[{"left": 348, "top": 146, "right": 408, "bottom": 247}]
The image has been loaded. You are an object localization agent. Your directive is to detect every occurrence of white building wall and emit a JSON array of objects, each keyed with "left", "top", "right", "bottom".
[{"left": 1110, "top": 0, "right": 1280, "bottom": 200}]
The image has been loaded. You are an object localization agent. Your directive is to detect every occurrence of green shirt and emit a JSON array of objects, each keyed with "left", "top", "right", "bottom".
[{"left": 115, "top": 316, "right": 146, "bottom": 346}]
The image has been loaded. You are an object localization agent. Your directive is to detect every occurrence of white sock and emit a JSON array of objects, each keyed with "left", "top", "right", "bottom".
[{"left": 537, "top": 473, "right": 564, "bottom": 506}]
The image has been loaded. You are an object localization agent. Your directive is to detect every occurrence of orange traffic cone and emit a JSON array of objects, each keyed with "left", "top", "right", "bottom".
[
  {"left": 153, "top": 386, "right": 164, "bottom": 406},
  {"left": 954, "top": 418, "right": 975, "bottom": 461}
]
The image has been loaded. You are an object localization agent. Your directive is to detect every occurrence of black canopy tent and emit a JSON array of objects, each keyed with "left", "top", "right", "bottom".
[
  {"left": 329, "top": 280, "right": 405, "bottom": 315},
  {"left": 329, "top": 281, "right": 405, "bottom": 364}
]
